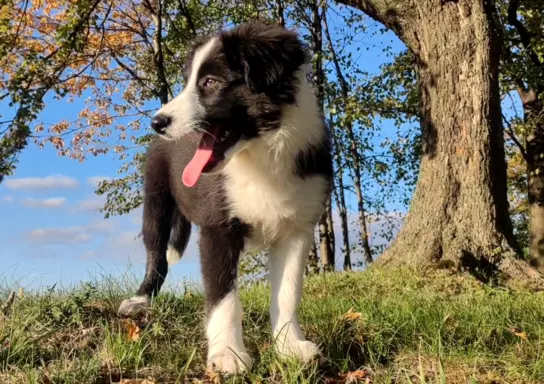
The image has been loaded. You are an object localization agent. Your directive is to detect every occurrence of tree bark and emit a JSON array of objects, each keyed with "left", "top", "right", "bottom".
[
  {"left": 524, "top": 95, "right": 544, "bottom": 273},
  {"left": 337, "top": 0, "right": 543, "bottom": 285}
]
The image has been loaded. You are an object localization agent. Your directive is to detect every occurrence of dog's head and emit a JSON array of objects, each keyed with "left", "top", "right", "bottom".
[{"left": 151, "top": 21, "right": 308, "bottom": 187}]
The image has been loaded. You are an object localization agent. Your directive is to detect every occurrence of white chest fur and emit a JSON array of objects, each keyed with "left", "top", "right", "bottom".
[
  {"left": 223, "top": 69, "right": 328, "bottom": 249},
  {"left": 223, "top": 148, "right": 327, "bottom": 249}
]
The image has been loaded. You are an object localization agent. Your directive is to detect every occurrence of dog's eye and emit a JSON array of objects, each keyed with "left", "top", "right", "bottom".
[{"left": 203, "top": 77, "right": 218, "bottom": 87}]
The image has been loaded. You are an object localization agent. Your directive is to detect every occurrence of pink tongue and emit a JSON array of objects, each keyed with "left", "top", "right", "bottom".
[{"left": 182, "top": 131, "right": 217, "bottom": 187}]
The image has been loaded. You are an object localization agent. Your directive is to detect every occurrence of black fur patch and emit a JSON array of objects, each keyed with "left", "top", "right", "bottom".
[
  {"left": 199, "top": 218, "right": 250, "bottom": 312},
  {"left": 295, "top": 130, "right": 334, "bottom": 180}
]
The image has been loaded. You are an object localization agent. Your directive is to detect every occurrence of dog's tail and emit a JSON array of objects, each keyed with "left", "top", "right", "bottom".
[{"left": 166, "top": 209, "right": 192, "bottom": 265}]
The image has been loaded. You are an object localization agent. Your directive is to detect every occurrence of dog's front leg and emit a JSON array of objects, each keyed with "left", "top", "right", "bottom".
[
  {"left": 199, "top": 222, "right": 252, "bottom": 374},
  {"left": 268, "top": 229, "right": 321, "bottom": 362}
]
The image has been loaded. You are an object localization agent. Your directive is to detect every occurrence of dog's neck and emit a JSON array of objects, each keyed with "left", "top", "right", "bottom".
[{"left": 230, "top": 70, "right": 325, "bottom": 177}]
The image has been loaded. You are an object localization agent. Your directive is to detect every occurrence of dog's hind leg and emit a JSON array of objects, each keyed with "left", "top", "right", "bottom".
[{"left": 118, "top": 154, "right": 179, "bottom": 317}]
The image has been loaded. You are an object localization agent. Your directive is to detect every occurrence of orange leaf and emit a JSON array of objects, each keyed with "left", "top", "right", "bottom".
[
  {"left": 126, "top": 320, "right": 141, "bottom": 341},
  {"left": 117, "top": 379, "right": 156, "bottom": 384},
  {"left": 204, "top": 368, "right": 222, "bottom": 384},
  {"left": 338, "top": 369, "right": 370, "bottom": 383},
  {"left": 340, "top": 307, "right": 362, "bottom": 321}
]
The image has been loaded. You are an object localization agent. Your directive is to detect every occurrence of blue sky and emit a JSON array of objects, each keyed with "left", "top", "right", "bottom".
[{"left": 0, "top": 12, "right": 408, "bottom": 291}]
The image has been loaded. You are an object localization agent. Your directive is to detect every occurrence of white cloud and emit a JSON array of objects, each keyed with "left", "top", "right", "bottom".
[
  {"left": 80, "top": 250, "right": 96, "bottom": 260},
  {"left": 27, "top": 227, "right": 92, "bottom": 244},
  {"left": 1, "top": 195, "right": 14, "bottom": 203},
  {"left": 71, "top": 195, "right": 105, "bottom": 212},
  {"left": 86, "top": 176, "right": 112, "bottom": 188},
  {"left": 5, "top": 175, "right": 79, "bottom": 190},
  {"left": 19, "top": 197, "right": 67, "bottom": 208},
  {"left": 25, "top": 218, "right": 117, "bottom": 246},
  {"left": 87, "top": 219, "right": 116, "bottom": 233}
]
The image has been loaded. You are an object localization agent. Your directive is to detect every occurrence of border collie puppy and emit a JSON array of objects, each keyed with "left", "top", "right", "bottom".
[{"left": 118, "top": 21, "right": 332, "bottom": 374}]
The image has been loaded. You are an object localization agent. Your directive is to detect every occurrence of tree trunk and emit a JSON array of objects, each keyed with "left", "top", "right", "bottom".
[
  {"left": 308, "top": 0, "right": 335, "bottom": 271},
  {"left": 337, "top": 0, "right": 543, "bottom": 285},
  {"left": 335, "top": 183, "right": 352, "bottom": 270},
  {"left": 275, "top": 0, "right": 285, "bottom": 27},
  {"left": 323, "top": 197, "right": 336, "bottom": 271},
  {"left": 331, "top": 139, "right": 352, "bottom": 270},
  {"left": 524, "top": 95, "right": 544, "bottom": 272},
  {"left": 307, "top": 239, "right": 320, "bottom": 275}
]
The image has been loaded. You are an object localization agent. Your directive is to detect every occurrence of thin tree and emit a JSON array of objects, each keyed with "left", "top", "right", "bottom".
[
  {"left": 323, "top": 11, "right": 373, "bottom": 265},
  {"left": 499, "top": 0, "right": 544, "bottom": 272}
]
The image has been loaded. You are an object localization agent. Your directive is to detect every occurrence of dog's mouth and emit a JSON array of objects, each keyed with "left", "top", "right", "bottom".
[{"left": 182, "top": 127, "right": 240, "bottom": 187}]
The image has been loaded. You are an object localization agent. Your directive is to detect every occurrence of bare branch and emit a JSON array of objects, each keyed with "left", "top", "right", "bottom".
[{"left": 503, "top": 113, "right": 529, "bottom": 162}]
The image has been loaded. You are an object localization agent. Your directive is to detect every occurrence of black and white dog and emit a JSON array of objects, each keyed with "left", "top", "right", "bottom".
[{"left": 118, "top": 21, "right": 332, "bottom": 374}]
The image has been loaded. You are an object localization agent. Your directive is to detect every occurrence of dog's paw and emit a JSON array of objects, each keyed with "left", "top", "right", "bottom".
[
  {"left": 276, "top": 339, "right": 322, "bottom": 363},
  {"left": 207, "top": 349, "right": 252, "bottom": 375},
  {"left": 118, "top": 295, "right": 150, "bottom": 317}
]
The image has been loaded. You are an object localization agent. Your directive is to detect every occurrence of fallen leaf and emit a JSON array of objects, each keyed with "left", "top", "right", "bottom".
[
  {"left": 338, "top": 369, "right": 370, "bottom": 383},
  {"left": 509, "top": 327, "right": 528, "bottom": 340},
  {"left": 117, "top": 379, "right": 156, "bottom": 384},
  {"left": 126, "top": 319, "right": 141, "bottom": 341},
  {"left": 340, "top": 307, "right": 362, "bottom": 321},
  {"left": 204, "top": 369, "right": 222, "bottom": 384}
]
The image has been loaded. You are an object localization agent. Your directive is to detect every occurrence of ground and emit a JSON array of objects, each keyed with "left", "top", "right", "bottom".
[{"left": 2, "top": 268, "right": 544, "bottom": 383}]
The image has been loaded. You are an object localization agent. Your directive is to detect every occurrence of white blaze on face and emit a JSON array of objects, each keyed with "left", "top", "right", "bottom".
[{"left": 155, "top": 38, "right": 217, "bottom": 139}]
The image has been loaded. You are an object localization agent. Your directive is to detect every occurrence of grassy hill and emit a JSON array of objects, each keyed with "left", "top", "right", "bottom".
[{"left": 2, "top": 268, "right": 544, "bottom": 383}]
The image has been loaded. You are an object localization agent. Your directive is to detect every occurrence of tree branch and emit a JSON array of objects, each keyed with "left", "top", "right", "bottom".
[
  {"left": 145, "top": 0, "right": 172, "bottom": 104},
  {"left": 507, "top": 0, "right": 543, "bottom": 68},
  {"left": 334, "top": 0, "right": 413, "bottom": 36},
  {"left": 503, "top": 113, "right": 528, "bottom": 162},
  {"left": 177, "top": 0, "right": 197, "bottom": 37}
]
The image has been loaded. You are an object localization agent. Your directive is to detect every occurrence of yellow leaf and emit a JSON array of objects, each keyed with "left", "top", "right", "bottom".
[{"left": 340, "top": 307, "right": 362, "bottom": 321}]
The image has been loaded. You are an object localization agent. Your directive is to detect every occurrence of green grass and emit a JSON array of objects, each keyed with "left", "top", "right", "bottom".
[{"left": 2, "top": 268, "right": 544, "bottom": 383}]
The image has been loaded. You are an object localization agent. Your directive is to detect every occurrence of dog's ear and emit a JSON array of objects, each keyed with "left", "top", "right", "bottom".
[{"left": 222, "top": 22, "right": 307, "bottom": 93}]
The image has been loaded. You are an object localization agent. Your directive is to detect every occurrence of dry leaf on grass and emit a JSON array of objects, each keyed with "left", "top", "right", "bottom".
[
  {"left": 326, "top": 369, "right": 371, "bottom": 384},
  {"left": 117, "top": 379, "right": 156, "bottom": 384},
  {"left": 339, "top": 369, "right": 371, "bottom": 383},
  {"left": 125, "top": 319, "right": 141, "bottom": 341},
  {"left": 340, "top": 307, "right": 362, "bottom": 321},
  {"left": 204, "top": 369, "right": 222, "bottom": 384},
  {"left": 509, "top": 327, "right": 528, "bottom": 340}
]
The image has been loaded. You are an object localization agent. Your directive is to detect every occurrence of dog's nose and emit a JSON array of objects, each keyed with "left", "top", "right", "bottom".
[{"left": 151, "top": 114, "right": 171, "bottom": 134}]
